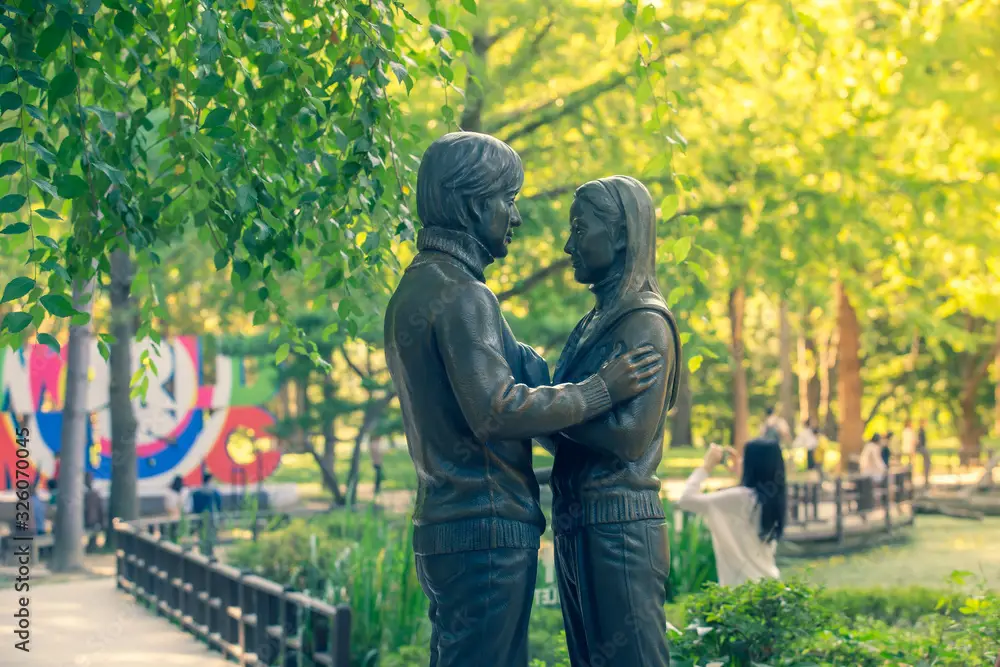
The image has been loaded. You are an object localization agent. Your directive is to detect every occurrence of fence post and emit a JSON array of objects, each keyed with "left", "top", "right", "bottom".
[
  {"left": 333, "top": 604, "right": 352, "bottom": 667},
  {"left": 883, "top": 473, "right": 893, "bottom": 532},
  {"left": 834, "top": 478, "right": 844, "bottom": 543}
]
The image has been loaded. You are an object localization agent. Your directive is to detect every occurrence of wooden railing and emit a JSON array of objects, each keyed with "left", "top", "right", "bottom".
[
  {"left": 114, "top": 519, "right": 351, "bottom": 667},
  {"left": 785, "top": 468, "right": 916, "bottom": 543}
]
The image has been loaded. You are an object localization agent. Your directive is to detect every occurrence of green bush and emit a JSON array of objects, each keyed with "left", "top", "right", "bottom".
[
  {"left": 672, "top": 575, "right": 1000, "bottom": 667},
  {"left": 662, "top": 498, "right": 718, "bottom": 600},
  {"left": 228, "top": 508, "right": 427, "bottom": 667}
]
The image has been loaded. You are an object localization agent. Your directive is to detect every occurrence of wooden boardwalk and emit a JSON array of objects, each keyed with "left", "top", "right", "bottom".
[{"left": 0, "top": 577, "right": 231, "bottom": 666}]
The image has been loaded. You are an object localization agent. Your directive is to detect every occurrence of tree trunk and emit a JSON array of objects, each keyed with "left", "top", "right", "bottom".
[
  {"left": 779, "top": 300, "right": 795, "bottom": 434},
  {"left": 729, "top": 286, "right": 750, "bottom": 451},
  {"left": 296, "top": 375, "right": 309, "bottom": 451},
  {"left": 958, "top": 384, "right": 983, "bottom": 465},
  {"left": 995, "top": 321, "right": 1000, "bottom": 437},
  {"left": 797, "top": 332, "right": 809, "bottom": 424},
  {"left": 670, "top": 363, "right": 693, "bottom": 447},
  {"left": 459, "top": 33, "right": 491, "bottom": 131},
  {"left": 320, "top": 372, "right": 343, "bottom": 498},
  {"left": 50, "top": 277, "right": 95, "bottom": 573},
  {"left": 108, "top": 248, "right": 138, "bottom": 538},
  {"left": 836, "top": 283, "right": 863, "bottom": 470},
  {"left": 819, "top": 327, "right": 838, "bottom": 439},
  {"left": 346, "top": 395, "right": 394, "bottom": 505}
]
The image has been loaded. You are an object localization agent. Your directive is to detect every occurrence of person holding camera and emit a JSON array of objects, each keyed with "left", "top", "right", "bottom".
[{"left": 676, "top": 440, "right": 787, "bottom": 586}]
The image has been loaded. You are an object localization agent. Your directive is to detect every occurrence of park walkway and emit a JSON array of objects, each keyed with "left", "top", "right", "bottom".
[{"left": 0, "top": 576, "right": 230, "bottom": 666}]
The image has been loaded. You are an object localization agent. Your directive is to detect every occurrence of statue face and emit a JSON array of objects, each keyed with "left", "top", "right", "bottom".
[
  {"left": 474, "top": 193, "right": 521, "bottom": 259},
  {"left": 564, "top": 197, "right": 620, "bottom": 285}
]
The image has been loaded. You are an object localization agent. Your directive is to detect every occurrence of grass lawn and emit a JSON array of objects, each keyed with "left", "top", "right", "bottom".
[
  {"left": 270, "top": 438, "right": 976, "bottom": 499},
  {"left": 782, "top": 515, "right": 1000, "bottom": 590},
  {"left": 271, "top": 444, "right": 718, "bottom": 495}
]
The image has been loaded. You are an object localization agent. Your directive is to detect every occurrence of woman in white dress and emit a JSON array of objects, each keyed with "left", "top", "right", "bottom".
[{"left": 676, "top": 440, "right": 787, "bottom": 586}]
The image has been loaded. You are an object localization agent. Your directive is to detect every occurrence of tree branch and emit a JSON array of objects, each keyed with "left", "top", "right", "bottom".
[
  {"left": 487, "top": 11, "right": 746, "bottom": 142},
  {"left": 495, "top": 15, "right": 555, "bottom": 83},
  {"left": 496, "top": 258, "right": 572, "bottom": 302},
  {"left": 339, "top": 345, "right": 368, "bottom": 381}
]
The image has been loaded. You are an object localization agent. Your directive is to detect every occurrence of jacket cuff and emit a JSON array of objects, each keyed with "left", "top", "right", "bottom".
[{"left": 579, "top": 374, "right": 612, "bottom": 417}]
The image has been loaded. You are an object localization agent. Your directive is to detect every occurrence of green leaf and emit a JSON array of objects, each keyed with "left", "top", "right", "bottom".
[
  {"left": 40, "top": 293, "right": 75, "bottom": 317},
  {"left": 0, "top": 127, "right": 22, "bottom": 144},
  {"left": 195, "top": 73, "right": 225, "bottom": 97},
  {"left": 687, "top": 354, "right": 703, "bottom": 373},
  {"left": 615, "top": 21, "right": 632, "bottom": 45},
  {"left": 0, "top": 65, "right": 15, "bottom": 83},
  {"left": 0, "top": 91, "right": 21, "bottom": 113},
  {"left": 236, "top": 184, "right": 257, "bottom": 214},
  {"left": 0, "top": 160, "right": 21, "bottom": 177},
  {"left": 1, "top": 222, "right": 29, "bottom": 234},
  {"left": 948, "top": 570, "right": 974, "bottom": 586},
  {"left": 35, "top": 24, "right": 67, "bottom": 59},
  {"left": 30, "top": 142, "right": 56, "bottom": 164},
  {"left": 0, "top": 193, "right": 26, "bottom": 213},
  {"left": 207, "top": 126, "right": 235, "bottom": 139},
  {"left": 2, "top": 311, "right": 31, "bottom": 333},
  {"left": 389, "top": 61, "right": 408, "bottom": 84},
  {"left": 114, "top": 11, "right": 135, "bottom": 36},
  {"left": 213, "top": 250, "right": 228, "bottom": 270},
  {"left": 673, "top": 236, "right": 692, "bottom": 263},
  {"left": 85, "top": 106, "right": 117, "bottom": 133},
  {"left": 34, "top": 208, "right": 61, "bottom": 220},
  {"left": 461, "top": 0, "right": 477, "bottom": 14},
  {"left": 450, "top": 30, "right": 471, "bottom": 52},
  {"left": 48, "top": 68, "right": 78, "bottom": 101},
  {"left": 55, "top": 175, "right": 88, "bottom": 199},
  {"left": 202, "top": 106, "right": 231, "bottom": 129},
  {"left": 18, "top": 70, "right": 48, "bottom": 90},
  {"left": 275, "top": 343, "right": 289, "bottom": 364},
  {"left": 232, "top": 259, "right": 250, "bottom": 280},
  {"left": 428, "top": 24, "right": 448, "bottom": 43},
  {"left": 36, "top": 332, "right": 59, "bottom": 353},
  {"left": 1, "top": 277, "right": 34, "bottom": 303},
  {"left": 660, "top": 194, "right": 679, "bottom": 220}
]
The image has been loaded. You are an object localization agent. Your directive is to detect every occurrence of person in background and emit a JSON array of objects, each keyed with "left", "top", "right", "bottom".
[
  {"left": 190, "top": 472, "right": 223, "bottom": 554},
  {"left": 84, "top": 472, "right": 104, "bottom": 552},
  {"left": 791, "top": 419, "right": 819, "bottom": 472},
  {"left": 901, "top": 420, "right": 917, "bottom": 468},
  {"left": 881, "top": 430, "right": 895, "bottom": 468},
  {"left": 46, "top": 477, "right": 58, "bottom": 507},
  {"left": 917, "top": 420, "right": 931, "bottom": 486},
  {"left": 761, "top": 407, "right": 791, "bottom": 446},
  {"left": 677, "top": 440, "right": 786, "bottom": 586},
  {"left": 812, "top": 427, "right": 828, "bottom": 479},
  {"left": 860, "top": 433, "right": 888, "bottom": 481},
  {"left": 164, "top": 475, "right": 187, "bottom": 520},
  {"left": 30, "top": 479, "right": 47, "bottom": 536},
  {"left": 369, "top": 434, "right": 385, "bottom": 496}
]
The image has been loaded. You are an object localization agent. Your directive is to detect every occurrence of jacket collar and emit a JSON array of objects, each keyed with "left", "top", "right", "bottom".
[{"left": 416, "top": 227, "right": 493, "bottom": 282}]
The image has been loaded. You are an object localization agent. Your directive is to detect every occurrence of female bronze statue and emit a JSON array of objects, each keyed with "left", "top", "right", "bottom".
[{"left": 549, "top": 175, "right": 681, "bottom": 667}]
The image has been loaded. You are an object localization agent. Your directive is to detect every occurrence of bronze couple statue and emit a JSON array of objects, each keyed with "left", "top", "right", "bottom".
[{"left": 384, "top": 132, "right": 681, "bottom": 667}]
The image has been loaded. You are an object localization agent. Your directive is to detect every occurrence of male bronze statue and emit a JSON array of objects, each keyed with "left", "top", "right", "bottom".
[
  {"left": 383, "top": 133, "right": 663, "bottom": 667},
  {"left": 549, "top": 175, "right": 681, "bottom": 667}
]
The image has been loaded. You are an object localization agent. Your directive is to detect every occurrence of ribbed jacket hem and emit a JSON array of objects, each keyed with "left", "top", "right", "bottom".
[
  {"left": 551, "top": 490, "right": 665, "bottom": 535},
  {"left": 412, "top": 517, "right": 543, "bottom": 555}
]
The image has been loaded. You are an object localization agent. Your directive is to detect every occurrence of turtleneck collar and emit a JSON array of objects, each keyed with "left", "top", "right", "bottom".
[
  {"left": 590, "top": 268, "right": 623, "bottom": 311},
  {"left": 416, "top": 226, "right": 494, "bottom": 282}
]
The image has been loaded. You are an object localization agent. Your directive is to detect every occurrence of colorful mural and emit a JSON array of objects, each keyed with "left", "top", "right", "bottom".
[{"left": 0, "top": 337, "right": 282, "bottom": 492}]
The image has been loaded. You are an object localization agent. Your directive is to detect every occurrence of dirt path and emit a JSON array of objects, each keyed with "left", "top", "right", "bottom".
[{"left": 0, "top": 577, "right": 231, "bottom": 666}]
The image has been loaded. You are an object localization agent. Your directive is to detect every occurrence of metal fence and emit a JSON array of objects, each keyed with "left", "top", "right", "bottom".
[
  {"left": 114, "top": 519, "right": 351, "bottom": 667},
  {"left": 786, "top": 467, "right": 916, "bottom": 543}
]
